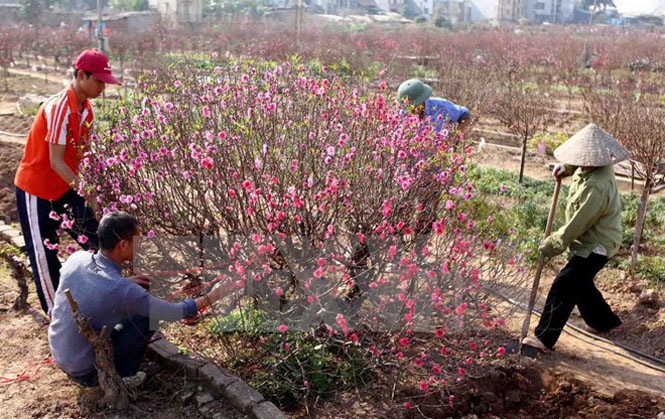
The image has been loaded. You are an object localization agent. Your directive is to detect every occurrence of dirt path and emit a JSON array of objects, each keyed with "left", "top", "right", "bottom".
[
  {"left": 507, "top": 310, "right": 665, "bottom": 397},
  {"left": 0, "top": 261, "right": 244, "bottom": 419},
  {"left": 0, "top": 135, "right": 26, "bottom": 145},
  {"left": 7, "top": 67, "right": 123, "bottom": 97},
  {"left": 7, "top": 68, "right": 72, "bottom": 88},
  {"left": 498, "top": 261, "right": 665, "bottom": 400}
]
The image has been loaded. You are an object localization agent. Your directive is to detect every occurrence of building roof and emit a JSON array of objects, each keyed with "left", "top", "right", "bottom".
[{"left": 82, "top": 11, "right": 157, "bottom": 22}]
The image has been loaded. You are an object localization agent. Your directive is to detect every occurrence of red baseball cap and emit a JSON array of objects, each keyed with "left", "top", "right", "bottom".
[{"left": 74, "top": 49, "right": 121, "bottom": 85}]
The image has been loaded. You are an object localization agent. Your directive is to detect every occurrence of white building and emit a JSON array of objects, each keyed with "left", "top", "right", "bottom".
[
  {"left": 148, "top": 0, "right": 202, "bottom": 25},
  {"left": 470, "top": 0, "right": 498, "bottom": 19}
]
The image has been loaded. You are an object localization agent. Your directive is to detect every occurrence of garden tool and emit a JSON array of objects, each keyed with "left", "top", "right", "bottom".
[{"left": 518, "top": 177, "right": 562, "bottom": 354}]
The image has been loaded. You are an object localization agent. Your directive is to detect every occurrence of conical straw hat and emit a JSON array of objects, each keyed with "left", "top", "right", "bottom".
[{"left": 553, "top": 123, "right": 628, "bottom": 167}]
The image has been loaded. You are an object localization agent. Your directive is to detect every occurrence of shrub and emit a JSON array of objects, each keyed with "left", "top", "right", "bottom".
[
  {"left": 80, "top": 54, "right": 527, "bottom": 411},
  {"left": 632, "top": 256, "right": 665, "bottom": 283},
  {"left": 434, "top": 16, "right": 452, "bottom": 29},
  {"left": 617, "top": 256, "right": 665, "bottom": 284},
  {"left": 527, "top": 131, "right": 568, "bottom": 156},
  {"left": 621, "top": 193, "right": 665, "bottom": 249}
]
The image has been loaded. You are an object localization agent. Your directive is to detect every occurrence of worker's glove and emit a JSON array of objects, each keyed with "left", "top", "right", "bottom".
[{"left": 552, "top": 164, "right": 566, "bottom": 180}]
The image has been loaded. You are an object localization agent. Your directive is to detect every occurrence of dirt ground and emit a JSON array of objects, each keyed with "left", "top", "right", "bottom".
[
  {"left": 0, "top": 71, "right": 64, "bottom": 109},
  {"left": 0, "top": 142, "right": 22, "bottom": 223},
  {"left": 0, "top": 262, "right": 244, "bottom": 419},
  {"left": 1, "top": 255, "right": 664, "bottom": 419},
  {"left": 523, "top": 261, "right": 665, "bottom": 395},
  {"left": 0, "top": 71, "right": 64, "bottom": 224},
  {"left": 292, "top": 362, "right": 665, "bottom": 419}
]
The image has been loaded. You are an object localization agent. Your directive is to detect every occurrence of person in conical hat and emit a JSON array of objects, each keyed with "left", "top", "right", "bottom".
[
  {"left": 397, "top": 79, "right": 473, "bottom": 133},
  {"left": 523, "top": 123, "right": 627, "bottom": 352}
]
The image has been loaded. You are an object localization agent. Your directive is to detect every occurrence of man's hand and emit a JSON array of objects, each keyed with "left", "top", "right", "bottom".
[
  {"left": 130, "top": 275, "right": 151, "bottom": 290},
  {"left": 84, "top": 193, "right": 102, "bottom": 220},
  {"left": 194, "top": 280, "right": 233, "bottom": 311},
  {"left": 208, "top": 280, "right": 231, "bottom": 302},
  {"left": 552, "top": 164, "right": 566, "bottom": 180}
]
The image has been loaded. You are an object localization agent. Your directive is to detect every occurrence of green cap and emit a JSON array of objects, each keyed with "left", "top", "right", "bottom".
[{"left": 397, "top": 79, "right": 432, "bottom": 106}]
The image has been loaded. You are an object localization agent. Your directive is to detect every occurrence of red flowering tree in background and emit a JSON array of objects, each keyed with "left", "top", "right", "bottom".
[{"left": 583, "top": 77, "right": 665, "bottom": 271}]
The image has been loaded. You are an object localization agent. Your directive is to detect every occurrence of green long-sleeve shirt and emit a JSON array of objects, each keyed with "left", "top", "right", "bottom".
[{"left": 541, "top": 164, "right": 622, "bottom": 258}]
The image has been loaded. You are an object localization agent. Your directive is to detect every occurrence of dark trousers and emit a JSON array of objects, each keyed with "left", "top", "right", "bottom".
[
  {"left": 15, "top": 186, "right": 99, "bottom": 314},
  {"left": 68, "top": 315, "right": 156, "bottom": 387},
  {"left": 535, "top": 253, "right": 622, "bottom": 349}
]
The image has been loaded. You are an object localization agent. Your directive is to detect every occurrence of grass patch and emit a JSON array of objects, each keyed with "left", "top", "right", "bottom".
[{"left": 209, "top": 307, "right": 374, "bottom": 409}]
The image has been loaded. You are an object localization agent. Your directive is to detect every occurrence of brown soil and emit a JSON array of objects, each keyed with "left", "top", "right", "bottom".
[
  {"left": 0, "top": 142, "right": 23, "bottom": 222},
  {"left": 290, "top": 358, "right": 665, "bottom": 418},
  {"left": 526, "top": 262, "right": 665, "bottom": 397},
  {"left": 0, "top": 71, "right": 64, "bottom": 102},
  {"left": 589, "top": 267, "right": 665, "bottom": 359},
  {"left": 0, "top": 114, "right": 32, "bottom": 136},
  {"left": 0, "top": 69, "right": 64, "bottom": 222},
  {"left": 0, "top": 261, "right": 243, "bottom": 419}
]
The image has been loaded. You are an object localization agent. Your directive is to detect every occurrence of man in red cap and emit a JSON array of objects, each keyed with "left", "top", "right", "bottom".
[{"left": 14, "top": 49, "right": 120, "bottom": 315}]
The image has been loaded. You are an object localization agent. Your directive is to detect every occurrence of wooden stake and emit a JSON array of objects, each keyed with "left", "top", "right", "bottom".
[{"left": 519, "top": 178, "right": 562, "bottom": 352}]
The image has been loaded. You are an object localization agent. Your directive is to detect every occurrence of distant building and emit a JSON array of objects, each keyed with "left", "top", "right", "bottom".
[
  {"left": 386, "top": 0, "right": 407, "bottom": 12},
  {"left": 499, "top": 0, "right": 577, "bottom": 22},
  {"left": 433, "top": 0, "right": 499, "bottom": 21},
  {"left": 435, "top": 0, "right": 473, "bottom": 22},
  {"left": 469, "top": 0, "right": 499, "bottom": 19},
  {"left": 0, "top": 3, "right": 21, "bottom": 23},
  {"left": 148, "top": 0, "right": 202, "bottom": 25},
  {"left": 320, "top": 0, "right": 496, "bottom": 20},
  {"left": 525, "top": 0, "right": 576, "bottom": 23},
  {"left": 498, "top": 0, "right": 525, "bottom": 20},
  {"left": 314, "top": 0, "right": 384, "bottom": 13},
  {"left": 416, "top": 0, "right": 434, "bottom": 18}
]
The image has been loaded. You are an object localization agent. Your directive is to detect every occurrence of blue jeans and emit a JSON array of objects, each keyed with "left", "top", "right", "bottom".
[{"left": 67, "top": 315, "right": 156, "bottom": 387}]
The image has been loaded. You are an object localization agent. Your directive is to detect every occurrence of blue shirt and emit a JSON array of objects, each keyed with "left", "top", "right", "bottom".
[
  {"left": 424, "top": 97, "right": 469, "bottom": 132},
  {"left": 48, "top": 251, "right": 197, "bottom": 376}
]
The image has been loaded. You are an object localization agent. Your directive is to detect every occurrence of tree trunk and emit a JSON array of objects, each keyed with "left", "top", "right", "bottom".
[
  {"left": 64, "top": 289, "right": 130, "bottom": 410},
  {"left": 519, "top": 133, "right": 528, "bottom": 183},
  {"left": 34, "top": 26, "right": 40, "bottom": 60},
  {"left": 630, "top": 181, "right": 651, "bottom": 272},
  {"left": 120, "top": 58, "right": 125, "bottom": 94}
]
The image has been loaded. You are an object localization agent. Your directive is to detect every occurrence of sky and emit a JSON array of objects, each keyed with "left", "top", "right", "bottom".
[{"left": 613, "top": 0, "right": 665, "bottom": 15}]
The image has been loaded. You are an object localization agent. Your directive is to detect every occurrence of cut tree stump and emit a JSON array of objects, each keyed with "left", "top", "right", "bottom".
[{"left": 64, "top": 289, "right": 130, "bottom": 410}]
